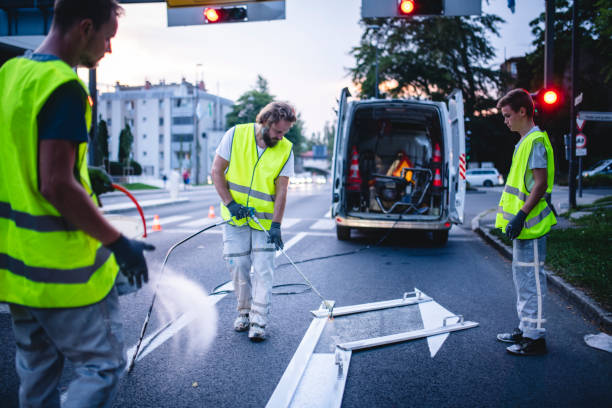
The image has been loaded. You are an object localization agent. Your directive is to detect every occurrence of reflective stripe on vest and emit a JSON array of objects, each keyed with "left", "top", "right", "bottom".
[
  {"left": 220, "top": 123, "right": 292, "bottom": 230},
  {"left": 495, "top": 130, "right": 556, "bottom": 239},
  {"left": 0, "top": 57, "right": 119, "bottom": 308}
]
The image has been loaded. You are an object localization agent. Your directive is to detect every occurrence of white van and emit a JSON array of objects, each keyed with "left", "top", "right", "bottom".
[{"left": 330, "top": 89, "right": 466, "bottom": 245}]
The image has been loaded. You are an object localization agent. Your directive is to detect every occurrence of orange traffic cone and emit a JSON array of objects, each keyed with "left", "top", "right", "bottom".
[
  {"left": 432, "top": 143, "right": 442, "bottom": 163},
  {"left": 433, "top": 168, "right": 442, "bottom": 188},
  {"left": 152, "top": 215, "right": 162, "bottom": 231},
  {"left": 208, "top": 205, "right": 216, "bottom": 218},
  {"left": 347, "top": 146, "right": 361, "bottom": 191}
]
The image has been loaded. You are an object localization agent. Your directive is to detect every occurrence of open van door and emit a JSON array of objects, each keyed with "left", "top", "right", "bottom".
[
  {"left": 446, "top": 89, "right": 466, "bottom": 224},
  {"left": 331, "top": 87, "right": 351, "bottom": 217}
]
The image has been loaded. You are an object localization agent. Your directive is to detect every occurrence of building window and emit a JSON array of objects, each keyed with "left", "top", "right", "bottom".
[
  {"left": 172, "top": 116, "right": 194, "bottom": 125},
  {"left": 159, "top": 134, "right": 164, "bottom": 143},
  {"left": 160, "top": 152, "right": 164, "bottom": 159},
  {"left": 510, "top": 62, "right": 518, "bottom": 77},
  {"left": 175, "top": 99, "right": 182, "bottom": 107},
  {"left": 107, "top": 118, "right": 112, "bottom": 126},
  {"left": 159, "top": 117, "right": 164, "bottom": 126},
  {"left": 143, "top": 134, "right": 147, "bottom": 139},
  {"left": 172, "top": 134, "right": 193, "bottom": 142},
  {"left": 143, "top": 116, "right": 147, "bottom": 122},
  {"left": 142, "top": 99, "right": 147, "bottom": 105},
  {"left": 143, "top": 151, "right": 147, "bottom": 156}
]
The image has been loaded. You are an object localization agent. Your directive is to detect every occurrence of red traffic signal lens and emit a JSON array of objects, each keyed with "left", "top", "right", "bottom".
[
  {"left": 399, "top": 0, "right": 415, "bottom": 14},
  {"left": 204, "top": 8, "right": 220, "bottom": 23},
  {"left": 542, "top": 90, "right": 558, "bottom": 105}
]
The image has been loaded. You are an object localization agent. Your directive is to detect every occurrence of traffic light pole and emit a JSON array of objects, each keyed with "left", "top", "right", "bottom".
[{"left": 568, "top": 0, "right": 578, "bottom": 208}]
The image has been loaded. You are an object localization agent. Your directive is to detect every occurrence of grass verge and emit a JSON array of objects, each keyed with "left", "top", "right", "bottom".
[
  {"left": 490, "top": 206, "right": 612, "bottom": 310},
  {"left": 121, "top": 183, "right": 160, "bottom": 190}
]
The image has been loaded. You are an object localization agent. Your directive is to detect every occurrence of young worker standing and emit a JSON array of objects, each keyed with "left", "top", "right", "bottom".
[
  {"left": 0, "top": 1, "right": 154, "bottom": 406},
  {"left": 495, "top": 89, "right": 556, "bottom": 356},
  {"left": 211, "top": 102, "right": 296, "bottom": 341}
]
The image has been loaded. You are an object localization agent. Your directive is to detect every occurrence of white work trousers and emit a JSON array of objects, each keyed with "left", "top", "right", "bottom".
[
  {"left": 223, "top": 223, "right": 276, "bottom": 327},
  {"left": 9, "top": 286, "right": 125, "bottom": 408},
  {"left": 512, "top": 236, "right": 547, "bottom": 340}
]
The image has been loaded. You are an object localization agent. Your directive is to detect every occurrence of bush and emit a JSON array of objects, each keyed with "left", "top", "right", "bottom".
[{"left": 109, "top": 160, "right": 142, "bottom": 176}]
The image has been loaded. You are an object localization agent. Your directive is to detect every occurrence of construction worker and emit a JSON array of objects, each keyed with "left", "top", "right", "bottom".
[
  {"left": 211, "top": 102, "right": 296, "bottom": 341},
  {"left": 0, "top": 1, "right": 154, "bottom": 406},
  {"left": 495, "top": 89, "right": 556, "bottom": 356}
]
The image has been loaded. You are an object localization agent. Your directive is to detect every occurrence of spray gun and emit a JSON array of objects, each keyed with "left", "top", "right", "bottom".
[{"left": 248, "top": 211, "right": 335, "bottom": 317}]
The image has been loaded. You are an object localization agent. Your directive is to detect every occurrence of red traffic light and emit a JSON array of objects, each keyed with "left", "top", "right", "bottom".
[
  {"left": 204, "top": 8, "right": 220, "bottom": 23},
  {"left": 399, "top": 0, "right": 415, "bottom": 14},
  {"left": 542, "top": 90, "right": 558, "bottom": 105}
]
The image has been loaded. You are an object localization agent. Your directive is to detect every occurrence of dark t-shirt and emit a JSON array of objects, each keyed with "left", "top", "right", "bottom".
[{"left": 30, "top": 53, "right": 88, "bottom": 143}]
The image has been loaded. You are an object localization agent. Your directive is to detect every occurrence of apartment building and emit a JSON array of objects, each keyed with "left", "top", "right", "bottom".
[{"left": 98, "top": 79, "right": 234, "bottom": 183}]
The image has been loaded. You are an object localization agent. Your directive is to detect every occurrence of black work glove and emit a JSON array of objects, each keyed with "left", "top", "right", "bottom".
[
  {"left": 505, "top": 210, "right": 527, "bottom": 240},
  {"left": 106, "top": 235, "right": 155, "bottom": 288},
  {"left": 267, "top": 222, "right": 283, "bottom": 250},
  {"left": 88, "top": 166, "right": 115, "bottom": 196},
  {"left": 226, "top": 200, "right": 252, "bottom": 220}
]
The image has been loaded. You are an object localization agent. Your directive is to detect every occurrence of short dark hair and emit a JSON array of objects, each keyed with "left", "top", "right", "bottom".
[
  {"left": 256, "top": 102, "right": 297, "bottom": 126},
  {"left": 53, "top": 0, "right": 124, "bottom": 32},
  {"left": 497, "top": 89, "right": 534, "bottom": 118}
]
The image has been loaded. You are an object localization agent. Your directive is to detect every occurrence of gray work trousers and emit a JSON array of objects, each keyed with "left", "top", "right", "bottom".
[
  {"left": 9, "top": 286, "right": 125, "bottom": 408},
  {"left": 223, "top": 223, "right": 276, "bottom": 327},
  {"left": 512, "top": 236, "right": 547, "bottom": 340}
]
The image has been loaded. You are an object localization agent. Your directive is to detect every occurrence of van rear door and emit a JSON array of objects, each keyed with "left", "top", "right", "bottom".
[
  {"left": 331, "top": 87, "right": 350, "bottom": 217},
  {"left": 446, "top": 89, "right": 466, "bottom": 224}
]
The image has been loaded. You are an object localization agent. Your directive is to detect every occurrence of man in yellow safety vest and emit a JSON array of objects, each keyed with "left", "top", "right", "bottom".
[
  {"left": 0, "top": 1, "right": 154, "bottom": 405},
  {"left": 212, "top": 102, "right": 296, "bottom": 341},
  {"left": 495, "top": 89, "right": 556, "bottom": 356}
]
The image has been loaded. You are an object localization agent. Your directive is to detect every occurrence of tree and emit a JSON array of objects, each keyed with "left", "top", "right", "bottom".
[
  {"left": 96, "top": 118, "right": 110, "bottom": 171},
  {"left": 350, "top": 14, "right": 504, "bottom": 115},
  {"left": 118, "top": 124, "right": 133, "bottom": 165},
  {"left": 225, "top": 75, "right": 307, "bottom": 154}
]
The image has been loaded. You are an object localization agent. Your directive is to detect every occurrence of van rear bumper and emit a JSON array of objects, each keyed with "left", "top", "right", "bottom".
[{"left": 335, "top": 216, "right": 451, "bottom": 231}]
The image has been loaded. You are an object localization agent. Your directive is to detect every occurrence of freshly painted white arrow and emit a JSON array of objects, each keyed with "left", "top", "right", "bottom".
[{"left": 416, "top": 288, "right": 456, "bottom": 358}]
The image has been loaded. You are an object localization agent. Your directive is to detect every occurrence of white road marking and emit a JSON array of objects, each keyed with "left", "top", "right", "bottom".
[
  {"left": 416, "top": 288, "right": 453, "bottom": 358},
  {"left": 146, "top": 215, "right": 191, "bottom": 226},
  {"left": 282, "top": 218, "right": 301, "bottom": 229},
  {"left": 309, "top": 219, "right": 335, "bottom": 230},
  {"left": 323, "top": 209, "right": 331, "bottom": 218},
  {"left": 277, "top": 232, "right": 307, "bottom": 258},
  {"left": 178, "top": 217, "right": 223, "bottom": 228}
]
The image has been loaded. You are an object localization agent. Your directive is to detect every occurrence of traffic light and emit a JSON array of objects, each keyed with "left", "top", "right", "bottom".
[
  {"left": 203, "top": 6, "right": 247, "bottom": 23},
  {"left": 397, "top": 0, "right": 443, "bottom": 16},
  {"left": 531, "top": 87, "right": 563, "bottom": 116}
]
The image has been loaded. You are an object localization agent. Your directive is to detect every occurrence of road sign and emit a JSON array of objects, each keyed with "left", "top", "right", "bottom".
[
  {"left": 575, "top": 133, "right": 586, "bottom": 148},
  {"left": 574, "top": 92, "right": 583, "bottom": 106},
  {"left": 578, "top": 111, "right": 612, "bottom": 122},
  {"left": 576, "top": 117, "right": 585, "bottom": 131}
]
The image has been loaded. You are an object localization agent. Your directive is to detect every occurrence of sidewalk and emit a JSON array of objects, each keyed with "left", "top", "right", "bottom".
[{"left": 472, "top": 188, "right": 612, "bottom": 332}]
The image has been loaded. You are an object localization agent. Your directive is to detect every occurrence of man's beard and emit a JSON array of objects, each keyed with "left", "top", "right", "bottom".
[{"left": 262, "top": 127, "right": 278, "bottom": 147}]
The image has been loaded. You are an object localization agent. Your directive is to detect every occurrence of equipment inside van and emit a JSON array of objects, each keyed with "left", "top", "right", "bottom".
[{"left": 331, "top": 89, "right": 466, "bottom": 245}]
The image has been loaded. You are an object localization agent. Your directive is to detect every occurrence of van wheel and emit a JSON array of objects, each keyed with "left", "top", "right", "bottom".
[
  {"left": 336, "top": 225, "right": 351, "bottom": 241},
  {"left": 431, "top": 230, "right": 449, "bottom": 246},
  {"left": 483, "top": 180, "right": 493, "bottom": 187}
]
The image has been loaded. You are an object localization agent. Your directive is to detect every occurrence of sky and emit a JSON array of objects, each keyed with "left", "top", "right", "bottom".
[{"left": 84, "top": 0, "right": 545, "bottom": 137}]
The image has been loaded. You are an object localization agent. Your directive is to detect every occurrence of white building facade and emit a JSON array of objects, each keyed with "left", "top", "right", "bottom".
[{"left": 98, "top": 79, "right": 234, "bottom": 183}]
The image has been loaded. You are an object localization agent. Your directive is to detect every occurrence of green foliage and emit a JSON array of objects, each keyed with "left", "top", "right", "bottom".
[
  {"left": 305, "top": 121, "right": 335, "bottom": 157},
  {"left": 118, "top": 124, "right": 133, "bottom": 164},
  {"left": 350, "top": 14, "right": 503, "bottom": 115},
  {"left": 95, "top": 119, "right": 110, "bottom": 169},
  {"left": 225, "top": 74, "right": 307, "bottom": 154},
  {"left": 120, "top": 183, "right": 159, "bottom": 190},
  {"left": 556, "top": 174, "right": 612, "bottom": 187}
]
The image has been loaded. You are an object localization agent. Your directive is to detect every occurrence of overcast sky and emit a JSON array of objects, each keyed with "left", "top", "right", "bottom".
[{"left": 84, "top": 0, "right": 544, "bottom": 137}]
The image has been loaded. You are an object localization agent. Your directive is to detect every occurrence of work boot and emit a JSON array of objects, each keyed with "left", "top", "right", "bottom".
[
  {"left": 497, "top": 328, "right": 523, "bottom": 343},
  {"left": 233, "top": 313, "right": 250, "bottom": 332},
  {"left": 506, "top": 338, "right": 547, "bottom": 356},
  {"left": 248, "top": 323, "right": 265, "bottom": 342}
]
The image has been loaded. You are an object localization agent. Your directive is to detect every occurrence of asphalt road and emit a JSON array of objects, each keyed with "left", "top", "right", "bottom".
[{"left": 1, "top": 184, "right": 611, "bottom": 407}]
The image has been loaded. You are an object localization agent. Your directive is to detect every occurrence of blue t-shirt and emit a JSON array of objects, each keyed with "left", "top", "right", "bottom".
[{"left": 29, "top": 53, "right": 88, "bottom": 143}]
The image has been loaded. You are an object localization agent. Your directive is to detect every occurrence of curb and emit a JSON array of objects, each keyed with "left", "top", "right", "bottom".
[{"left": 472, "top": 209, "right": 612, "bottom": 332}]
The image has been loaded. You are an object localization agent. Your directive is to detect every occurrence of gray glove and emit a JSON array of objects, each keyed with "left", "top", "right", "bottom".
[
  {"left": 227, "top": 200, "right": 251, "bottom": 220},
  {"left": 267, "top": 222, "right": 283, "bottom": 250},
  {"left": 106, "top": 235, "right": 155, "bottom": 288},
  {"left": 505, "top": 210, "right": 527, "bottom": 240}
]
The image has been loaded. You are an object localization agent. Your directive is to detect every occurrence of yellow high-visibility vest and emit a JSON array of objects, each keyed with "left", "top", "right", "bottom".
[
  {"left": 220, "top": 123, "right": 293, "bottom": 230},
  {"left": 495, "top": 130, "right": 556, "bottom": 239},
  {"left": 0, "top": 57, "right": 119, "bottom": 308}
]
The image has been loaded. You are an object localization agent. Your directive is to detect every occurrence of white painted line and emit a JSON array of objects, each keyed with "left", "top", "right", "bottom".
[
  {"left": 309, "top": 219, "right": 335, "bottom": 230},
  {"left": 146, "top": 215, "right": 191, "bottom": 226},
  {"left": 282, "top": 218, "right": 301, "bottom": 229},
  {"left": 163, "top": 229, "right": 223, "bottom": 234},
  {"left": 323, "top": 209, "right": 331, "bottom": 218},
  {"left": 179, "top": 217, "right": 223, "bottom": 228},
  {"left": 416, "top": 288, "right": 453, "bottom": 358},
  {"left": 277, "top": 232, "right": 307, "bottom": 258}
]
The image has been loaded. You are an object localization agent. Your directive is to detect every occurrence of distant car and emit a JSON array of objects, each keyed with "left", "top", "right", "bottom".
[
  {"left": 582, "top": 159, "right": 612, "bottom": 177},
  {"left": 465, "top": 168, "right": 504, "bottom": 187}
]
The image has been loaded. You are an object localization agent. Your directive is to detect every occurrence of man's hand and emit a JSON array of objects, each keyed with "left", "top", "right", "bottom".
[
  {"left": 267, "top": 222, "right": 283, "bottom": 250},
  {"left": 227, "top": 200, "right": 251, "bottom": 220},
  {"left": 505, "top": 210, "right": 527, "bottom": 240},
  {"left": 106, "top": 235, "right": 155, "bottom": 288}
]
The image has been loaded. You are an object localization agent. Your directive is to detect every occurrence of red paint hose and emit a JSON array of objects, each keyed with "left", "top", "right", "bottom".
[{"left": 111, "top": 183, "right": 148, "bottom": 238}]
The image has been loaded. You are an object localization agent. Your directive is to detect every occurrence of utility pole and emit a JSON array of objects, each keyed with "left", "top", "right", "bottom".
[{"left": 568, "top": 0, "right": 579, "bottom": 208}]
